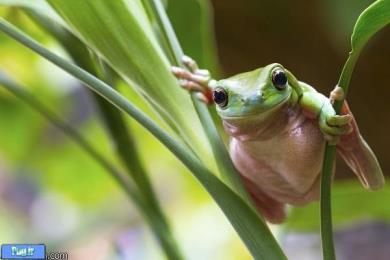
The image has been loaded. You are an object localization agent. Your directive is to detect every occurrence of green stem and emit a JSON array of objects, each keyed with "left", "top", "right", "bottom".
[
  {"left": 320, "top": 52, "right": 360, "bottom": 260},
  {"left": 0, "top": 18, "right": 286, "bottom": 259},
  {"left": 320, "top": 146, "right": 337, "bottom": 260},
  {"left": 143, "top": 0, "right": 253, "bottom": 204},
  {"left": 334, "top": 54, "right": 360, "bottom": 112}
]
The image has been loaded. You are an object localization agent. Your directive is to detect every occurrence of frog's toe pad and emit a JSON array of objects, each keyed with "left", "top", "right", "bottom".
[
  {"left": 178, "top": 79, "right": 204, "bottom": 92},
  {"left": 327, "top": 114, "right": 352, "bottom": 126},
  {"left": 182, "top": 55, "right": 199, "bottom": 72},
  {"left": 330, "top": 86, "right": 345, "bottom": 103},
  {"left": 171, "top": 66, "right": 190, "bottom": 79}
]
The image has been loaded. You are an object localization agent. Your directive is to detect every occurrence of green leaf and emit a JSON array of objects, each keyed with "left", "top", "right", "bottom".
[
  {"left": 336, "top": 0, "right": 390, "bottom": 105},
  {"left": 351, "top": 0, "right": 390, "bottom": 52},
  {"left": 45, "top": 0, "right": 212, "bottom": 161}
]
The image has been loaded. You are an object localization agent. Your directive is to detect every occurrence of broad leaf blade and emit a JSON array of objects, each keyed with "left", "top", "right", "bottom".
[
  {"left": 351, "top": 0, "right": 390, "bottom": 52},
  {"left": 46, "top": 0, "right": 211, "bottom": 160},
  {"left": 334, "top": 0, "right": 390, "bottom": 108}
]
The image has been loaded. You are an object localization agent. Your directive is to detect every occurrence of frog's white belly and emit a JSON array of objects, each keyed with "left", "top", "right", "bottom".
[{"left": 230, "top": 117, "right": 325, "bottom": 205}]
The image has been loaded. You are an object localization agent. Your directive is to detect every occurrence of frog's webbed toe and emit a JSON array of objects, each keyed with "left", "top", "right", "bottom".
[{"left": 171, "top": 55, "right": 213, "bottom": 103}]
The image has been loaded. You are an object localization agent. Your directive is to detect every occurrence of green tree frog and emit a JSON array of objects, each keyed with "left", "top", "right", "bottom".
[{"left": 172, "top": 57, "right": 384, "bottom": 223}]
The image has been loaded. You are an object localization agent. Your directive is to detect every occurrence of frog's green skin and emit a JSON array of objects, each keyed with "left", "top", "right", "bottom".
[
  {"left": 212, "top": 64, "right": 349, "bottom": 141},
  {"left": 173, "top": 61, "right": 384, "bottom": 223}
]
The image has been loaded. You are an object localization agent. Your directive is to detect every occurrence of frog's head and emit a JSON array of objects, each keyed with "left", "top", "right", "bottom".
[{"left": 211, "top": 63, "right": 296, "bottom": 119}]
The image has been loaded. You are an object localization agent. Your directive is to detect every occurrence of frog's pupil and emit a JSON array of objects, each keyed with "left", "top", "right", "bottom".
[
  {"left": 272, "top": 70, "right": 288, "bottom": 89},
  {"left": 213, "top": 88, "right": 228, "bottom": 107}
]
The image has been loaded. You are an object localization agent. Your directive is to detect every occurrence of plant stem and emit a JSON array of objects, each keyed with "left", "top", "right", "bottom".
[
  {"left": 320, "top": 51, "right": 360, "bottom": 260},
  {"left": 0, "top": 18, "right": 286, "bottom": 259},
  {"left": 333, "top": 54, "right": 360, "bottom": 112},
  {"left": 320, "top": 146, "right": 337, "bottom": 260}
]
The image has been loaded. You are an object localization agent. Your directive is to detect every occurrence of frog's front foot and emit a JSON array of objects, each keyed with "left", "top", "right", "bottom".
[
  {"left": 319, "top": 86, "right": 352, "bottom": 145},
  {"left": 320, "top": 114, "right": 353, "bottom": 145},
  {"left": 171, "top": 56, "right": 213, "bottom": 104}
]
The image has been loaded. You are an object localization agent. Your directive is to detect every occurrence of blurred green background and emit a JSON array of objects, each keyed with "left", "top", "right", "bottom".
[{"left": 0, "top": 0, "right": 389, "bottom": 259}]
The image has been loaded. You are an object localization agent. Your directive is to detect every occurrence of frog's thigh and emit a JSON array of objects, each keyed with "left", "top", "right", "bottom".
[{"left": 242, "top": 176, "right": 287, "bottom": 223}]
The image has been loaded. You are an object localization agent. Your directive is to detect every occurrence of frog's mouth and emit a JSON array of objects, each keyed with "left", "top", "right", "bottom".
[{"left": 218, "top": 92, "right": 290, "bottom": 120}]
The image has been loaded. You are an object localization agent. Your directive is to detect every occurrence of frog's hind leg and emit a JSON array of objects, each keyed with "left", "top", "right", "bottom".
[
  {"left": 329, "top": 87, "right": 385, "bottom": 190},
  {"left": 336, "top": 102, "right": 384, "bottom": 190},
  {"left": 242, "top": 176, "right": 287, "bottom": 224}
]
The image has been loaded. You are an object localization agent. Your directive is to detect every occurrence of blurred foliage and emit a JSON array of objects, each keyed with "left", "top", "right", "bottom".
[
  {"left": 287, "top": 181, "right": 390, "bottom": 231},
  {"left": 0, "top": 11, "right": 119, "bottom": 205},
  {"left": 0, "top": 0, "right": 389, "bottom": 259}
]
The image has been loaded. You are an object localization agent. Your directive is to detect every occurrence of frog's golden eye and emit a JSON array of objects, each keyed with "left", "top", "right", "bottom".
[
  {"left": 272, "top": 69, "right": 288, "bottom": 90},
  {"left": 212, "top": 87, "right": 228, "bottom": 108}
]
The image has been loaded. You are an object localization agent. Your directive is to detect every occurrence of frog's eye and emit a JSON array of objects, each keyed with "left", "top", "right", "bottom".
[
  {"left": 272, "top": 69, "right": 288, "bottom": 90},
  {"left": 212, "top": 87, "right": 228, "bottom": 108}
]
